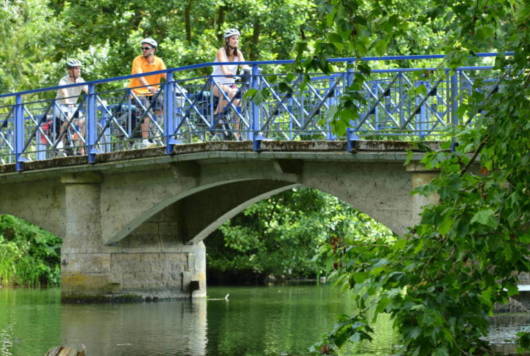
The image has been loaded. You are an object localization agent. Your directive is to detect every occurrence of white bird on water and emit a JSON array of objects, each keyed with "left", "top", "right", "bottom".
[{"left": 208, "top": 293, "right": 230, "bottom": 301}]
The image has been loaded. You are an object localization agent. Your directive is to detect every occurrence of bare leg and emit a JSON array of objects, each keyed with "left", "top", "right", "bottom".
[
  {"left": 141, "top": 117, "right": 150, "bottom": 139},
  {"left": 213, "top": 84, "right": 238, "bottom": 114},
  {"left": 76, "top": 118, "right": 86, "bottom": 155}
]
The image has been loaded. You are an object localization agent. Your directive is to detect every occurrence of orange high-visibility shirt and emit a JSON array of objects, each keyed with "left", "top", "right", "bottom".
[{"left": 129, "top": 55, "right": 167, "bottom": 95}]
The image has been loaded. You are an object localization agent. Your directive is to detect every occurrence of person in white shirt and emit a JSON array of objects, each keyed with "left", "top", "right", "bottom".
[
  {"left": 54, "top": 59, "right": 88, "bottom": 153},
  {"left": 211, "top": 28, "right": 250, "bottom": 116}
]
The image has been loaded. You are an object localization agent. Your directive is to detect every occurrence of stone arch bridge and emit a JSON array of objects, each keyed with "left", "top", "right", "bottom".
[{"left": 0, "top": 140, "right": 439, "bottom": 301}]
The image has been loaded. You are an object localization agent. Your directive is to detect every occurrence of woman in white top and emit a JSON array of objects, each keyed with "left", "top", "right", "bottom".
[{"left": 212, "top": 28, "right": 249, "bottom": 115}]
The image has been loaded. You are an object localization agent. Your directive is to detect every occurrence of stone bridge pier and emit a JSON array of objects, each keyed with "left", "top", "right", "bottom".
[
  {"left": 60, "top": 172, "right": 207, "bottom": 301},
  {"left": 0, "top": 141, "right": 446, "bottom": 301}
]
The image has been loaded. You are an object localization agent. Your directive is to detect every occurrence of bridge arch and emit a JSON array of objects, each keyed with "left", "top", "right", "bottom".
[{"left": 115, "top": 157, "right": 414, "bottom": 248}]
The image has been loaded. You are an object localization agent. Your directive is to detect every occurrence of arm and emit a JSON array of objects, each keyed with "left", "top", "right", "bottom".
[
  {"left": 159, "top": 59, "right": 167, "bottom": 82},
  {"left": 238, "top": 50, "right": 251, "bottom": 71},
  {"left": 79, "top": 78, "right": 89, "bottom": 95}
]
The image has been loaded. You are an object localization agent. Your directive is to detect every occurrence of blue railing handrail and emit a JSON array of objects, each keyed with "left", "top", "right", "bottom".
[
  {"left": 0, "top": 52, "right": 512, "bottom": 99},
  {"left": 0, "top": 52, "right": 512, "bottom": 171}
]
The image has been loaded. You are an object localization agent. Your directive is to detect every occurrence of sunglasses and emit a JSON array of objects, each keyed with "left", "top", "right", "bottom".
[{"left": 141, "top": 47, "right": 153, "bottom": 50}]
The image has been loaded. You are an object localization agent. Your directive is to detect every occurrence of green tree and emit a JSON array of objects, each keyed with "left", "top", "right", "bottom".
[
  {"left": 45, "top": 0, "right": 317, "bottom": 81},
  {"left": 298, "top": 0, "right": 530, "bottom": 354},
  {"left": 0, "top": 0, "right": 64, "bottom": 93},
  {"left": 206, "top": 188, "right": 393, "bottom": 282},
  {"left": 0, "top": 215, "right": 61, "bottom": 287}
]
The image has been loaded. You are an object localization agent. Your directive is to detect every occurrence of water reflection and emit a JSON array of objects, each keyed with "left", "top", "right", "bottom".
[
  {"left": 0, "top": 289, "right": 207, "bottom": 356},
  {"left": 60, "top": 300, "right": 207, "bottom": 355},
  {"left": 0, "top": 289, "right": 61, "bottom": 355},
  {"left": 205, "top": 285, "right": 359, "bottom": 355}
]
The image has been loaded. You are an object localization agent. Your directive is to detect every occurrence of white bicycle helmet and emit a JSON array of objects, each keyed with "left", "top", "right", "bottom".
[
  {"left": 141, "top": 37, "right": 158, "bottom": 48},
  {"left": 66, "top": 58, "right": 82, "bottom": 68},
  {"left": 224, "top": 28, "right": 240, "bottom": 39}
]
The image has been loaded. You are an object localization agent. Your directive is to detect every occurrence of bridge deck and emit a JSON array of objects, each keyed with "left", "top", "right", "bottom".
[{"left": 0, "top": 140, "right": 438, "bottom": 177}]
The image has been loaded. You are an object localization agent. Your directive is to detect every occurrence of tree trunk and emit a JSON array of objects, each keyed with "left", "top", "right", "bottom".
[
  {"left": 184, "top": 0, "right": 193, "bottom": 43},
  {"left": 216, "top": 6, "right": 226, "bottom": 42},
  {"left": 248, "top": 21, "right": 261, "bottom": 61}
]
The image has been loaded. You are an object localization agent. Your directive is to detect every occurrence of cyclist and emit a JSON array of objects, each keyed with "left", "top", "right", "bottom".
[
  {"left": 129, "top": 37, "right": 166, "bottom": 147},
  {"left": 211, "top": 28, "right": 250, "bottom": 119},
  {"left": 54, "top": 58, "right": 88, "bottom": 153}
]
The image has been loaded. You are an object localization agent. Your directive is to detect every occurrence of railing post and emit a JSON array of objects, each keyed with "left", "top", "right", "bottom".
[
  {"left": 251, "top": 64, "right": 263, "bottom": 151},
  {"left": 164, "top": 71, "right": 176, "bottom": 154},
  {"left": 346, "top": 60, "right": 354, "bottom": 86},
  {"left": 346, "top": 127, "right": 358, "bottom": 152},
  {"left": 87, "top": 84, "right": 97, "bottom": 164},
  {"left": 398, "top": 72, "right": 405, "bottom": 128},
  {"left": 373, "top": 83, "right": 380, "bottom": 131},
  {"left": 450, "top": 70, "right": 459, "bottom": 151},
  {"left": 450, "top": 71, "right": 459, "bottom": 127},
  {"left": 15, "top": 95, "right": 25, "bottom": 171},
  {"left": 344, "top": 61, "right": 356, "bottom": 141},
  {"left": 327, "top": 77, "right": 336, "bottom": 140}
]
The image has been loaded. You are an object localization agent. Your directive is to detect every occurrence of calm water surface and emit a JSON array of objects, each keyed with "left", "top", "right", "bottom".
[
  {"left": 0, "top": 286, "right": 527, "bottom": 355},
  {"left": 0, "top": 285, "right": 394, "bottom": 356}
]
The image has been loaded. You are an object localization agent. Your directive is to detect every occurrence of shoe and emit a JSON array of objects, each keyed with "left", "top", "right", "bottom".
[
  {"left": 56, "top": 141, "right": 64, "bottom": 149},
  {"left": 140, "top": 139, "right": 157, "bottom": 148}
]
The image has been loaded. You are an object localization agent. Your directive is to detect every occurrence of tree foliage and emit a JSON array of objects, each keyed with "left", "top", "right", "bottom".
[
  {"left": 206, "top": 188, "right": 393, "bottom": 282},
  {"left": 0, "top": 0, "right": 317, "bottom": 92},
  {"left": 0, "top": 215, "right": 61, "bottom": 287},
  {"left": 0, "top": 0, "right": 64, "bottom": 93},
  {"left": 300, "top": 0, "right": 530, "bottom": 354}
]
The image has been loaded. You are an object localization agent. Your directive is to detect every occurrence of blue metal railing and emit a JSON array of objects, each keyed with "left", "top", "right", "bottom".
[{"left": 0, "top": 53, "right": 508, "bottom": 171}]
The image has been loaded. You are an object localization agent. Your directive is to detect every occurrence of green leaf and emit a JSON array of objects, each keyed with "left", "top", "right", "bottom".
[
  {"left": 517, "top": 332, "right": 530, "bottom": 352},
  {"left": 470, "top": 209, "right": 498, "bottom": 228},
  {"left": 352, "top": 272, "right": 369, "bottom": 283},
  {"left": 438, "top": 214, "right": 453, "bottom": 235},
  {"left": 519, "top": 231, "right": 530, "bottom": 244}
]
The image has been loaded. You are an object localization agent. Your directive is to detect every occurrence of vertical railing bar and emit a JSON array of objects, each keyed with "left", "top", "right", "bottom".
[
  {"left": 399, "top": 72, "right": 405, "bottom": 128},
  {"left": 87, "top": 84, "right": 97, "bottom": 164},
  {"left": 15, "top": 95, "right": 25, "bottom": 171},
  {"left": 251, "top": 64, "right": 263, "bottom": 151},
  {"left": 327, "top": 76, "right": 336, "bottom": 140},
  {"left": 164, "top": 71, "right": 176, "bottom": 154},
  {"left": 450, "top": 69, "right": 459, "bottom": 151}
]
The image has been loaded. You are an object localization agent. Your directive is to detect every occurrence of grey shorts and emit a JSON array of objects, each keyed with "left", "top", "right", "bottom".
[{"left": 138, "top": 94, "right": 163, "bottom": 112}]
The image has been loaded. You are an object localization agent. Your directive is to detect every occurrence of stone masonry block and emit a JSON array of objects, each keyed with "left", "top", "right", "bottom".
[{"left": 62, "top": 253, "right": 110, "bottom": 274}]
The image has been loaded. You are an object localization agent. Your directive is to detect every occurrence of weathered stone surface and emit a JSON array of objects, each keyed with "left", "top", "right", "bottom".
[
  {"left": 61, "top": 273, "right": 117, "bottom": 297},
  {"left": 62, "top": 253, "right": 111, "bottom": 273}
]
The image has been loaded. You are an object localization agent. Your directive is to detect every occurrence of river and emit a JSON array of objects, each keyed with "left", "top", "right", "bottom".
[{"left": 0, "top": 285, "right": 528, "bottom": 355}]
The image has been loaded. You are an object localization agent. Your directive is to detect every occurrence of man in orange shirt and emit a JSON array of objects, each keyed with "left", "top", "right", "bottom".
[{"left": 129, "top": 37, "right": 166, "bottom": 146}]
